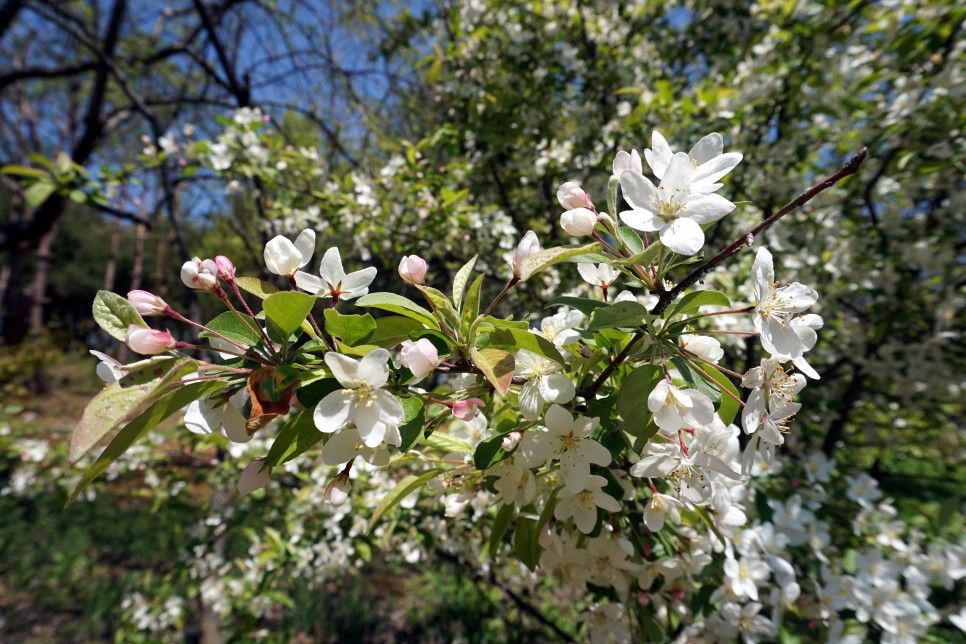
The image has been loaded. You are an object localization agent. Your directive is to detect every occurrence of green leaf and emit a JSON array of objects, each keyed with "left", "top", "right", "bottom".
[
  {"left": 460, "top": 274, "right": 484, "bottom": 339},
  {"left": 355, "top": 292, "right": 438, "bottom": 329},
  {"left": 294, "top": 378, "right": 341, "bottom": 408},
  {"left": 489, "top": 503, "right": 514, "bottom": 555},
  {"left": 618, "top": 226, "right": 645, "bottom": 255},
  {"left": 488, "top": 327, "right": 564, "bottom": 363},
  {"left": 557, "top": 251, "right": 613, "bottom": 264},
  {"left": 519, "top": 242, "right": 599, "bottom": 280},
  {"left": 235, "top": 276, "right": 279, "bottom": 299},
  {"left": 474, "top": 431, "right": 513, "bottom": 470},
  {"left": 263, "top": 410, "right": 324, "bottom": 468},
  {"left": 367, "top": 468, "right": 444, "bottom": 533},
  {"left": 470, "top": 347, "right": 514, "bottom": 395},
  {"left": 323, "top": 309, "right": 376, "bottom": 346},
  {"left": 452, "top": 255, "right": 478, "bottom": 307},
  {"left": 617, "top": 364, "right": 661, "bottom": 440},
  {"left": 92, "top": 290, "right": 147, "bottom": 341},
  {"left": 671, "top": 356, "right": 721, "bottom": 403},
  {"left": 513, "top": 514, "right": 541, "bottom": 571},
  {"left": 424, "top": 432, "right": 473, "bottom": 454},
  {"left": 200, "top": 311, "right": 261, "bottom": 346},
  {"left": 545, "top": 296, "right": 607, "bottom": 317},
  {"left": 369, "top": 315, "right": 426, "bottom": 347},
  {"left": 1, "top": 164, "right": 48, "bottom": 179},
  {"left": 587, "top": 301, "right": 654, "bottom": 331},
  {"left": 667, "top": 290, "right": 731, "bottom": 320},
  {"left": 24, "top": 180, "right": 56, "bottom": 208},
  {"left": 698, "top": 363, "right": 741, "bottom": 425},
  {"left": 67, "top": 380, "right": 224, "bottom": 505},
  {"left": 263, "top": 292, "right": 316, "bottom": 338},
  {"left": 398, "top": 397, "right": 426, "bottom": 452},
  {"left": 415, "top": 284, "right": 460, "bottom": 329},
  {"left": 613, "top": 244, "right": 663, "bottom": 267}
]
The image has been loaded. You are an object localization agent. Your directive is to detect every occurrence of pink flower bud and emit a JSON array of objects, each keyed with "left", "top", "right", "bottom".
[
  {"left": 452, "top": 397, "right": 485, "bottom": 421},
  {"left": 125, "top": 325, "right": 176, "bottom": 355},
  {"left": 510, "top": 230, "right": 540, "bottom": 280},
  {"left": 399, "top": 338, "right": 440, "bottom": 381},
  {"left": 127, "top": 290, "right": 168, "bottom": 316},
  {"left": 556, "top": 181, "right": 593, "bottom": 210},
  {"left": 538, "top": 521, "right": 555, "bottom": 547},
  {"left": 501, "top": 431, "right": 522, "bottom": 451},
  {"left": 214, "top": 255, "right": 236, "bottom": 281},
  {"left": 398, "top": 255, "right": 428, "bottom": 285},
  {"left": 181, "top": 257, "right": 219, "bottom": 291},
  {"left": 560, "top": 207, "right": 598, "bottom": 236},
  {"left": 237, "top": 459, "right": 271, "bottom": 495},
  {"left": 323, "top": 474, "right": 350, "bottom": 506}
]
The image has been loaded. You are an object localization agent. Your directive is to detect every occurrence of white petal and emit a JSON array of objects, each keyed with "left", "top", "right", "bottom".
[
  {"left": 660, "top": 152, "right": 693, "bottom": 193},
  {"left": 518, "top": 379, "right": 543, "bottom": 421},
  {"left": 339, "top": 267, "right": 378, "bottom": 299},
  {"left": 619, "top": 170, "right": 659, "bottom": 213},
  {"left": 184, "top": 400, "right": 214, "bottom": 435},
  {"left": 688, "top": 133, "right": 723, "bottom": 164},
  {"left": 646, "top": 131, "right": 673, "bottom": 178},
  {"left": 324, "top": 352, "right": 360, "bottom": 387},
  {"left": 221, "top": 404, "right": 251, "bottom": 443},
  {"left": 619, "top": 208, "right": 660, "bottom": 232},
  {"left": 373, "top": 389, "right": 404, "bottom": 425},
  {"left": 313, "top": 390, "right": 354, "bottom": 432},
  {"left": 680, "top": 389, "right": 715, "bottom": 427},
  {"left": 660, "top": 218, "right": 705, "bottom": 256},
  {"left": 237, "top": 460, "right": 271, "bottom": 494},
  {"left": 693, "top": 152, "right": 742, "bottom": 184},
  {"left": 538, "top": 374, "right": 575, "bottom": 404},
  {"left": 543, "top": 403, "right": 573, "bottom": 433},
  {"left": 294, "top": 229, "right": 316, "bottom": 268},
  {"left": 264, "top": 236, "right": 301, "bottom": 276},
  {"left": 293, "top": 271, "right": 326, "bottom": 295},
  {"left": 751, "top": 248, "right": 775, "bottom": 302},
  {"left": 684, "top": 193, "right": 735, "bottom": 224},
  {"left": 322, "top": 427, "right": 364, "bottom": 466},
  {"left": 357, "top": 348, "right": 391, "bottom": 388},
  {"left": 318, "top": 247, "right": 346, "bottom": 285}
]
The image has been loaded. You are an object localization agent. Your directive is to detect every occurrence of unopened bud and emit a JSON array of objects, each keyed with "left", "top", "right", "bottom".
[
  {"left": 452, "top": 397, "right": 485, "bottom": 421},
  {"left": 181, "top": 257, "right": 219, "bottom": 291},
  {"left": 127, "top": 290, "right": 168, "bottom": 316},
  {"left": 323, "top": 473, "right": 350, "bottom": 506},
  {"left": 125, "top": 325, "right": 175, "bottom": 355},
  {"left": 556, "top": 181, "right": 593, "bottom": 210},
  {"left": 215, "top": 255, "right": 236, "bottom": 281},
  {"left": 398, "top": 255, "right": 428, "bottom": 285},
  {"left": 510, "top": 230, "right": 540, "bottom": 280},
  {"left": 501, "top": 431, "right": 523, "bottom": 451},
  {"left": 539, "top": 520, "right": 555, "bottom": 547},
  {"left": 399, "top": 338, "right": 440, "bottom": 382},
  {"left": 560, "top": 207, "right": 598, "bottom": 237},
  {"left": 237, "top": 459, "right": 271, "bottom": 495}
]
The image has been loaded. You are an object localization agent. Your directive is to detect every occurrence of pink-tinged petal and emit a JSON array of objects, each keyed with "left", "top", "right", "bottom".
[
  {"left": 684, "top": 193, "right": 735, "bottom": 224},
  {"left": 660, "top": 152, "right": 693, "bottom": 194},
  {"left": 538, "top": 373, "right": 575, "bottom": 404},
  {"left": 619, "top": 170, "right": 660, "bottom": 213},
  {"left": 339, "top": 267, "right": 378, "bottom": 299},
  {"left": 688, "top": 132, "right": 724, "bottom": 164},
  {"left": 693, "top": 152, "right": 742, "bottom": 184},
  {"left": 357, "top": 348, "right": 391, "bottom": 388},
  {"left": 293, "top": 271, "right": 326, "bottom": 295},
  {"left": 518, "top": 379, "right": 544, "bottom": 421},
  {"left": 324, "top": 352, "right": 360, "bottom": 386},
  {"left": 619, "top": 207, "right": 660, "bottom": 232},
  {"left": 660, "top": 218, "right": 705, "bottom": 256},
  {"left": 318, "top": 247, "right": 346, "bottom": 285},
  {"left": 294, "top": 229, "right": 316, "bottom": 267},
  {"left": 646, "top": 131, "right": 673, "bottom": 178},
  {"left": 313, "top": 390, "right": 354, "bottom": 432}
]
